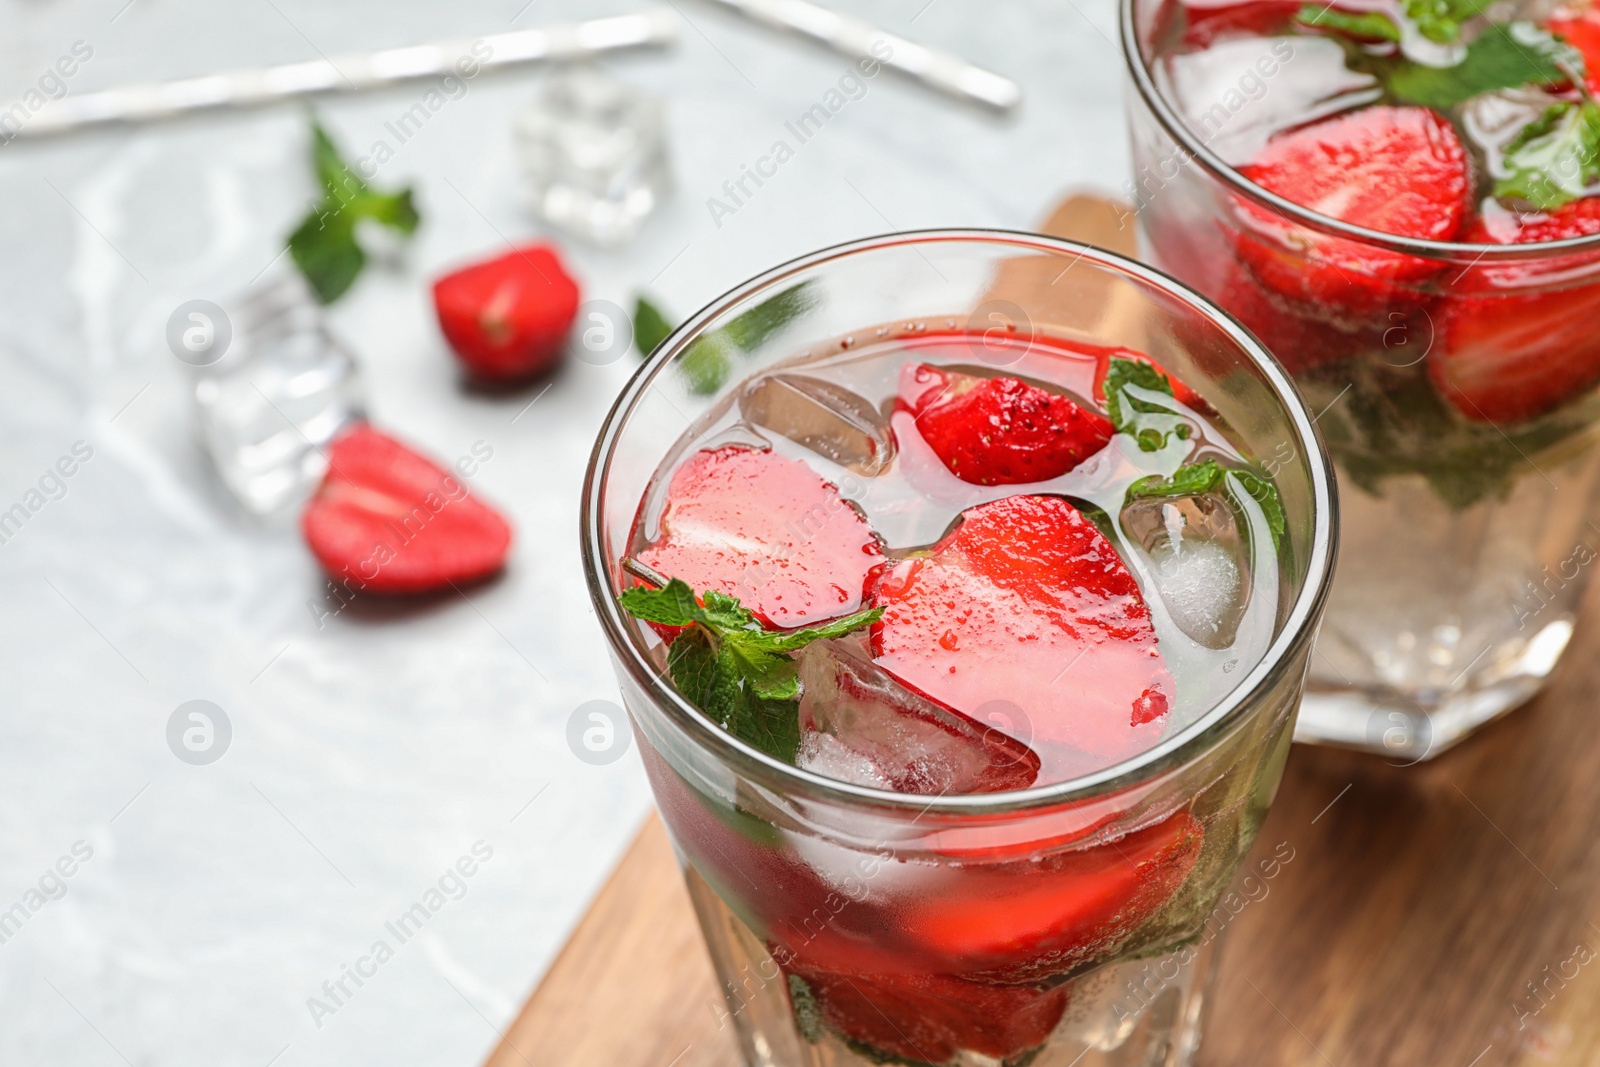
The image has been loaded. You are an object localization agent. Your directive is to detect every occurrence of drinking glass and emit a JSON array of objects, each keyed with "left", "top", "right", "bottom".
[
  {"left": 582, "top": 231, "right": 1336, "bottom": 1067},
  {"left": 1121, "top": 3, "right": 1600, "bottom": 758}
]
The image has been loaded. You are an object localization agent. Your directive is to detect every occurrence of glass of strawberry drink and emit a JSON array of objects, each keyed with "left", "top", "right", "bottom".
[
  {"left": 1124, "top": 0, "right": 1600, "bottom": 757},
  {"left": 582, "top": 232, "right": 1335, "bottom": 1067}
]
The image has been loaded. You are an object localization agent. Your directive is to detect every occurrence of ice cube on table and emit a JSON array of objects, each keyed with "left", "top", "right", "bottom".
[
  {"left": 739, "top": 373, "right": 893, "bottom": 476},
  {"left": 1122, "top": 495, "right": 1249, "bottom": 649},
  {"left": 192, "top": 278, "right": 365, "bottom": 518},
  {"left": 797, "top": 635, "right": 1038, "bottom": 795},
  {"left": 514, "top": 65, "right": 670, "bottom": 247}
]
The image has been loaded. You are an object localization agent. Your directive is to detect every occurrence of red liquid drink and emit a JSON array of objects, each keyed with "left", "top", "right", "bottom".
[{"left": 584, "top": 233, "right": 1335, "bottom": 1067}]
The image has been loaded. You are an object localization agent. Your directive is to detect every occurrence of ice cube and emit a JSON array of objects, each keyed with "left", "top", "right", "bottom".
[
  {"left": 797, "top": 635, "right": 1038, "bottom": 795},
  {"left": 192, "top": 277, "right": 365, "bottom": 517},
  {"left": 740, "top": 373, "right": 893, "bottom": 476},
  {"left": 514, "top": 65, "right": 670, "bottom": 247},
  {"left": 1122, "top": 495, "right": 1249, "bottom": 649}
]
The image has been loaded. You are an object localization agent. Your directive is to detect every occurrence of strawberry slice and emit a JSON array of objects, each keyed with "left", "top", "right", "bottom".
[
  {"left": 902, "top": 809, "right": 1203, "bottom": 980},
  {"left": 1432, "top": 201, "right": 1600, "bottom": 423},
  {"left": 784, "top": 964, "right": 1067, "bottom": 1064},
  {"left": 870, "top": 495, "right": 1174, "bottom": 781},
  {"left": 301, "top": 425, "right": 512, "bottom": 593},
  {"left": 432, "top": 243, "right": 580, "bottom": 381},
  {"left": 899, "top": 363, "right": 1113, "bottom": 485},
  {"left": 636, "top": 447, "right": 886, "bottom": 629},
  {"left": 1234, "top": 106, "right": 1471, "bottom": 320}
]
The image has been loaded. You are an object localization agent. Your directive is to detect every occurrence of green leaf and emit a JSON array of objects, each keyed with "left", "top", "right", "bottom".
[
  {"left": 634, "top": 296, "right": 675, "bottom": 357},
  {"left": 667, "top": 629, "right": 719, "bottom": 705},
  {"left": 1127, "top": 459, "right": 1227, "bottom": 501},
  {"left": 616, "top": 574, "right": 878, "bottom": 763},
  {"left": 1494, "top": 101, "right": 1600, "bottom": 210},
  {"left": 1384, "top": 22, "right": 1572, "bottom": 109},
  {"left": 1126, "top": 459, "right": 1288, "bottom": 554},
  {"left": 618, "top": 578, "right": 702, "bottom": 627},
  {"left": 1402, "top": 0, "right": 1494, "bottom": 43},
  {"left": 312, "top": 120, "right": 367, "bottom": 205},
  {"left": 286, "top": 118, "right": 421, "bottom": 304},
  {"left": 722, "top": 281, "right": 817, "bottom": 352},
  {"left": 1103, "top": 356, "right": 1194, "bottom": 453},
  {"left": 357, "top": 187, "right": 421, "bottom": 234},
  {"left": 679, "top": 335, "right": 735, "bottom": 395},
  {"left": 287, "top": 209, "right": 365, "bottom": 305},
  {"left": 1227, "top": 469, "right": 1288, "bottom": 553},
  {"left": 788, "top": 975, "right": 824, "bottom": 1044},
  {"left": 1296, "top": 5, "right": 1400, "bottom": 41},
  {"left": 741, "top": 606, "right": 886, "bottom": 653}
]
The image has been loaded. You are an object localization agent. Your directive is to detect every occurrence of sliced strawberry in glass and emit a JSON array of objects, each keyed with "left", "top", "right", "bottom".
[
  {"left": 1234, "top": 106, "right": 1471, "bottom": 320},
  {"left": 870, "top": 495, "right": 1175, "bottom": 782},
  {"left": 636, "top": 446, "right": 885, "bottom": 629},
  {"left": 1433, "top": 201, "right": 1600, "bottom": 424},
  {"left": 784, "top": 964, "right": 1068, "bottom": 1064},
  {"left": 301, "top": 425, "right": 512, "bottom": 593},
  {"left": 902, "top": 809, "right": 1203, "bottom": 981},
  {"left": 898, "top": 362, "right": 1113, "bottom": 486},
  {"left": 1176, "top": 0, "right": 1301, "bottom": 45}
]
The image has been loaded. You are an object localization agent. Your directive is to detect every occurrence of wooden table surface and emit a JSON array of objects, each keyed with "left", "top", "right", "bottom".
[{"left": 487, "top": 198, "right": 1600, "bottom": 1067}]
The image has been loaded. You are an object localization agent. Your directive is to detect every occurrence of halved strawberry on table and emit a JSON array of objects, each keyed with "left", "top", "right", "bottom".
[
  {"left": 1233, "top": 106, "right": 1471, "bottom": 322},
  {"left": 302, "top": 425, "right": 513, "bottom": 593},
  {"left": 869, "top": 494, "right": 1175, "bottom": 781},
  {"left": 635, "top": 446, "right": 886, "bottom": 629},
  {"left": 898, "top": 362, "right": 1114, "bottom": 485},
  {"left": 1432, "top": 200, "right": 1600, "bottom": 424}
]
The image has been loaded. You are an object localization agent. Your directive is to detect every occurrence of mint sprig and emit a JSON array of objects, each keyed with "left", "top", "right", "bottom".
[
  {"left": 1495, "top": 100, "right": 1600, "bottom": 210},
  {"left": 1103, "top": 356, "right": 1193, "bottom": 453},
  {"left": 630, "top": 281, "right": 817, "bottom": 395},
  {"left": 1383, "top": 22, "right": 1575, "bottom": 108},
  {"left": 287, "top": 121, "right": 420, "bottom": 304},
  {"left": 618, "top": 574, "right": 881, "bottom": 762},
  {"left": 633, "top": 296, "right": 674, "bottom": 358},
  {"left": 1127, "top": 459, "right": 1288, "bottom": 553}
]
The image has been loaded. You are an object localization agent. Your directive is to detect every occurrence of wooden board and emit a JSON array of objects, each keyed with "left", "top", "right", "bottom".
[{"left": 487, "top": 198, "right": 1600, "bottom": 1067}]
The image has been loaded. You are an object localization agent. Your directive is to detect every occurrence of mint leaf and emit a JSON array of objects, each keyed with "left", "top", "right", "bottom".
[
  {"left": 633, "top": 296, "right": 674, "bottom": 357},
  {"left": 1403, "top": 0, "right": 1494, "bottom": 43},
  {"left": 1128, "top": 459, "right": 1226, "bottom": 500},
  {"left": 618, "top": 578, "right": 702, "bottom": 627},
  {"left": 1126, "top": 459, "right": 1288, "bottom": 553},
  {"left": 1228, "top": 469, "right": 1288, "bottom": 552},
  {"left": 636, "top": 281, "right": 816, "bottom": 394},
  {"left": 1384, "top": 22, "right": 1572, "bottom": 108},
  {"left": 722, "top": 282, "right": 817, "bottom": 352},
  {"left": 1296, "top": 5, "right": 1401, "bottom": 41},
  {"left": 680, "top": 335, "right": 735, "bottom": 395},
  {"left": 1103, "top": 356, "right": 1193, "bottom": 453},
  {"left": 1495, "top": 100, "right": 1600, "bottom": 210},
  {"left": 286, "top": 119, "right": 420, "bottom": 304},
  {"left": 617, "top": 573, "right": 881, "bottom": 763},
  {"left": 288, "top": 210, "right": 365, "bottom": 306}
]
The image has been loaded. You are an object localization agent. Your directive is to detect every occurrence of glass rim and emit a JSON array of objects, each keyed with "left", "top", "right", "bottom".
[
  {"left": 1118, "top": 1, "right": 1600, "bottom": 262},
  {"left": 580, "top": 228, "right": 1338, "bottom": 816}
]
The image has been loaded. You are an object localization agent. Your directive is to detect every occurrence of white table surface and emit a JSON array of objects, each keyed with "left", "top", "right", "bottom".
[{"left": 0, "top": 1, "right": 1134, "bottom": 1063}]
